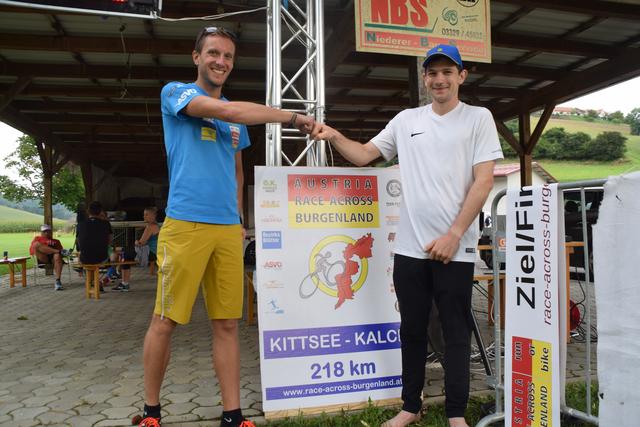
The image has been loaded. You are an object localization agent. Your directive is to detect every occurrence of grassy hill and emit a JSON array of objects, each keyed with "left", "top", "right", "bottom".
[
  {"left": 0, "top": 205, "right": 68, "bottom": 232},
  {"left": 519, "top": 117, "right": 640, "bottom": 182}
]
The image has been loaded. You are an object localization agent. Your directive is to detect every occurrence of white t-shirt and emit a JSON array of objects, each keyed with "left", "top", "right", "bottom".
[{"left": 372, "top": 101, "right": 503, "bottom": 262}]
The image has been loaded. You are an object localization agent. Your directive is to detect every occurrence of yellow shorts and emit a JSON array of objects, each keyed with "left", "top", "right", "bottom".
[{"left": 154, "top": 217, "right": 244, "bottom": 324}]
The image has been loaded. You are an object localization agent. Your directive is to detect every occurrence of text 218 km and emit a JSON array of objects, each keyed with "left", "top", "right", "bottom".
[{"left": 311, "top": 360, "right": 376, "bottom": 379}]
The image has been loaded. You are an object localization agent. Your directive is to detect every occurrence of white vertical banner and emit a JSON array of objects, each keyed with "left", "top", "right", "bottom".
[
  {"left": 504, "top": 184, "right": 565, "bottom": 427},
  {"left": 254, "top": 166, "right": 403, "bottom": 415}
]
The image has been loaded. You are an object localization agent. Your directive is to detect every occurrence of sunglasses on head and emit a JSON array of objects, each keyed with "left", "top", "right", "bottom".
[{"left": 201, "top": 26, "right": 237, "bottom": 40}]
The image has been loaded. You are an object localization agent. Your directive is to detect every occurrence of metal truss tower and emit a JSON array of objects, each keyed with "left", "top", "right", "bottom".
[{"left": 266, "top": 0, "right": 326, "bottom": 167}]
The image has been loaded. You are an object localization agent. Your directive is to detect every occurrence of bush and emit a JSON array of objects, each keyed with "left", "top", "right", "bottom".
[
  {"left": 533, "top": 138, "right": 555, "bottom": 158},
  {"left": 584, "top": 131, "right": 627, "bottom": 161},
  {"left": 553, "top": 131, "right": 590, "bottom": 160},
  {"left": 499, "top": 138, "right": 517, "bottom": 157}
]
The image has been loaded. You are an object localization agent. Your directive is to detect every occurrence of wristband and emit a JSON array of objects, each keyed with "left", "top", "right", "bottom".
[{"left": 289, "top": 112, "right": 297, "bottom": 128}]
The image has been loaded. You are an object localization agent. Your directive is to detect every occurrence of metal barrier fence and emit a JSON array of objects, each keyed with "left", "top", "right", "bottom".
[{"left": 477, "top": 179, "right": 606, "bottom": 427}]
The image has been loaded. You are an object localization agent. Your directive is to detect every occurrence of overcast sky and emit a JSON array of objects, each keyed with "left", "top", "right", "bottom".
[{"left": 2, "top": 75, "right": 640, "bottom": 177}]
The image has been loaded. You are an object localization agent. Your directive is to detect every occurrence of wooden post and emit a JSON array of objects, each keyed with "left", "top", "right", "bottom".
[
  {"left": 81, "top": 162, "right": 94, "bottom": 203},
  {"left": 518, "top": 111, "right": 532, "bottom": 187},
  {"left": 35, "top": 140, "right": 54, "bottom": 227},
  {"left": 408, "top": 57, "right": 431, "bottom": 107}
]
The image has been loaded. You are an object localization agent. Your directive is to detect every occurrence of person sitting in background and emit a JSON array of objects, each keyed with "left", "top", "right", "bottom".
[
  {"left": 29, "top": 224, "right": 65, "bottom": 291},
  {"left": 77, "top": 201, "right": 112, "bottom": 264},
  {"left": 135, "top": 207, "right": 161, "bottom": 275},
  {"left": 77, "top": 201, "right": 137, "bottom": 292},
  {"left": 77, "top": 201, "right": 113, "bottom": 291}
]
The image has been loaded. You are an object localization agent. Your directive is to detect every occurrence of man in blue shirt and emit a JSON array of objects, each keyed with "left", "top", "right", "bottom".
[{"left": 137, "top": 27, "right": 316, "bottom": 427}]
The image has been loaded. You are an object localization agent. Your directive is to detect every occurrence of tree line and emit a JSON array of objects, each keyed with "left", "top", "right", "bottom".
[{"left": 500, "top": 126, "right": 628, "bottom": 161}]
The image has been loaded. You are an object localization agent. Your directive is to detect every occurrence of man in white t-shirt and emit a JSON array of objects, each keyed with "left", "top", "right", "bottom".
[{"left": 312, "top": 44, "right": 503, "bottom": 427}]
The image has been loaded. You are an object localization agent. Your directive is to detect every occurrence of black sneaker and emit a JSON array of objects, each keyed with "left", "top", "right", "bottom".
[
  {"left": 54, "top": 280, "right": 64, "bottom": 291},
  {"left": 113, "top": 283, "right": 130, "bottom": 292}
]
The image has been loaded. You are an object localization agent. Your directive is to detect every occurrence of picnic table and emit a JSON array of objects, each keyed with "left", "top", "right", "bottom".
[{"left": 0, "top": 256, "right": 29, "bottom": 287}]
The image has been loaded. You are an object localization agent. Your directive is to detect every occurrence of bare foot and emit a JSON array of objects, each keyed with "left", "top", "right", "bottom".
[
  {"left": 381, "top": 410, "right": 421, "bottom": 427},
  {"left": 448, "top": 417, "right": 469, "bottom": 427}
]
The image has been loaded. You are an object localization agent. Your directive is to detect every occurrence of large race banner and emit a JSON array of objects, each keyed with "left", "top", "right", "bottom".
[
  {"left": 255, "top": 166, "right": 403, "bottom": 415},
  {"left": 354, "top": 0, "right": 491, "bottom": 63},
  {"left": 504, "top": 184, "right": 565, "bottom": 427}
]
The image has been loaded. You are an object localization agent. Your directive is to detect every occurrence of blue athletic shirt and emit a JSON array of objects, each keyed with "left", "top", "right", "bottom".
[{"left": 161, "top": 82, "right": 251, "bottom": 224}]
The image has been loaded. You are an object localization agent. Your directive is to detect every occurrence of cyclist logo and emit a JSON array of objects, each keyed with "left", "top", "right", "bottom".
[{"left": 299, "top": 233, "right": 374, "bottom": 309}]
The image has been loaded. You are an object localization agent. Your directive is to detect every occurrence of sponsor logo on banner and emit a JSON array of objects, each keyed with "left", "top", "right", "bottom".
[
  {"left": 261, "top": 200, "right": 280, "bottom": 208},
  {"left": 230, "top": 125, "right": 240, "bottom": 149},
  {"left": 263, "top": 279, "right": 284, "bottom": 289},
  {"left": 261, "top": 214, "right": 283, "bottom": 224},
  {"left": 385, "top": 215, "right": 399, "bottom": 226},
  {"left": 354, "top": 0, "right": 491, "bottom": 63},
  {"left": 263, "top": 261, "right": 283, "bottom": 270},
  {"left": 288, "top": 174, "right": 379, "bottom": 228},
  {"left": 262, "top": 231, "right": 282, "bottom": 249},
  {"left": 262, "top": 179, "right": 277, "bottom": 192},
  {"left": 386, "top": 179, "right": 402, "bottom": 197},
  {"left": 299, "top": 233, "right": 374, "bottom": 309},
  {"left": 264, "top": 298, "right": 285, "bottom": 314}
]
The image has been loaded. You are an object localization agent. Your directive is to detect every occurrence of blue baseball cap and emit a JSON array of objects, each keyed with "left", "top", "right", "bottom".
[{"left": 422, "top": 44, "right": 463, "bottom": 69}]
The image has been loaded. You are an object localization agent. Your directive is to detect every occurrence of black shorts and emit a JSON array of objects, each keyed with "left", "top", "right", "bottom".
[
  {"left": 36, "top": 253, "right": 55, "bottom": 265},
  {"left": 120, "top": 248, "right": 137, "bottom": 270}
]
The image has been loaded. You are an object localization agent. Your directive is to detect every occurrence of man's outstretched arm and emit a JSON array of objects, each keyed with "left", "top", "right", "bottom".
[
  {"left": 185, "top": 96, "right": 316, "bottom": 133},
  {"left": 312, "top": 123, "right": 382, "bottom": 166}
]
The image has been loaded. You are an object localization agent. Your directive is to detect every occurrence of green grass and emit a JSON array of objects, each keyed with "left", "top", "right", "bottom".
[
  {"left": 510, "top": 117, "right": 640, "bottom": 182},
  {"left": 534, "top": 116, "right": 632, "bottom": 138},
  {"left": 261, "top": 396, "right": 490, "bottom": 426},
  {"left": 0, "top": 204, "right": 46, "bottom": 222},
  {"left": 261, "top": 381, "right": 598, "bottom": 426},
  {"left": 0, "top": 231, "right": 75, "bottom": 275}
]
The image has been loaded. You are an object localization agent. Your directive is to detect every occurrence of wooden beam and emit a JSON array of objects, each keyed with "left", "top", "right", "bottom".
[
  {"left": 324, "top": 1, "right": 355, "bottom": 74},
  {"left": 493, "top": 6, "right": 533, "bottom": 31},
  {"left": 0, "top": 59, "right": 568, "bottom": 84},
  {"left": 495, "top": 121, "right": 522, "bottom": 156},
  {"left": 0, "top": 76, "right": 32, "bottom": 112},
  {"left": 527, "top": 103, "right": 555, "bottom": 155},
  {"left": 0, "top": 32, "right": 304, "bottom": 58},
  {"left": 493, "top": 47, "right": 640, "bottom": 119},
  {"left": 0, "top": 105, "right": 64, "bottom": 144},
  {"left": 493, "top": 0, "right": 640, "bottom": 20},
  {"left": 1, "top": 82, "right": 526, "bottom": 100},
  {"left": 492, "top": 31, "right": 628, "bottom": 58}
]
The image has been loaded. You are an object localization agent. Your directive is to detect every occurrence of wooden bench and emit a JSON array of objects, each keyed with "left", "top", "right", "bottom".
[{"left": 72, "top": 261, "right": 138, "bottom": 300}]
